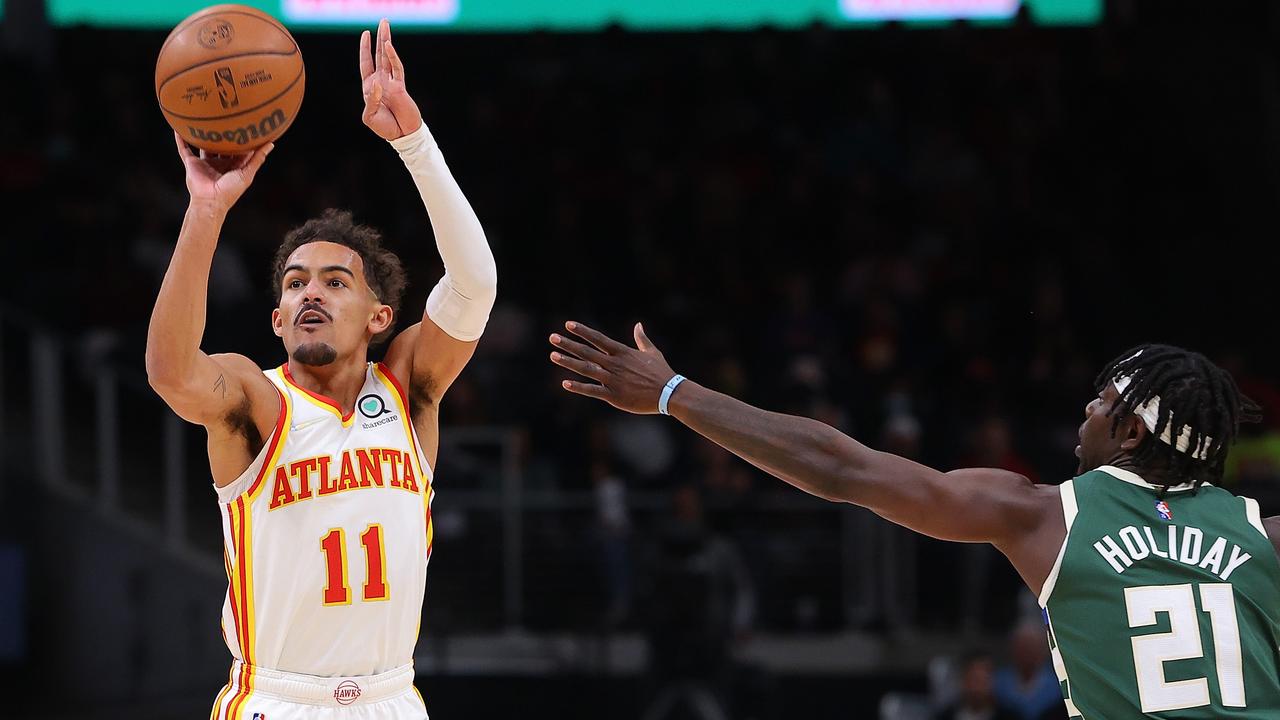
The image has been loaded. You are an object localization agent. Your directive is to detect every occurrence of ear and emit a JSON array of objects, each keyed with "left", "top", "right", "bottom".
[
  {"left": 1119, "top": 414, "right": 1149, "bottom": 452},
  {"left": 369, "top": 304, "right": 394, "bottom": 336},
  {"left": 272, "top": 308, "right": 284, "bottom": 338}
]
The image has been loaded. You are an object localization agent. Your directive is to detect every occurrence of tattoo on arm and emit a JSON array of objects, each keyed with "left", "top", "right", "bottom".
[{"left": 214, "top": 374, "right": 227, "bottom": 398}]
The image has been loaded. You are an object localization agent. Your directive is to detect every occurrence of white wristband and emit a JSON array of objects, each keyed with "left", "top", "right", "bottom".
[{"left": 658, "top": 374, "right": 686, "bottom": 416}]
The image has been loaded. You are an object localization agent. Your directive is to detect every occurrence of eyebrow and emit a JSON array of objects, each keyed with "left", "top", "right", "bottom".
[{"left": 283, "top": 264, "right": 357, "bottom": 279}]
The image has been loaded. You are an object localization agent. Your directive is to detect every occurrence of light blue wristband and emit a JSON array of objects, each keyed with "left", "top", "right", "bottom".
[{"left": 658, "top": 374, "right": 687, "bottom": 416}]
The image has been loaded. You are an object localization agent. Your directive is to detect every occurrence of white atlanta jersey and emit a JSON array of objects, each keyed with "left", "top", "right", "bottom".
[{"left": 212, "top": 362, "right": 434, "bottom": 694}]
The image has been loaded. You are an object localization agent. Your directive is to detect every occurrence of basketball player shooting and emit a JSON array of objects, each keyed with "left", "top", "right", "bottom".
[
  {"left": 146, "top": 20, "right": 495, "bottom": 720},
  {"left": 551, "top": 323, "right": 1280, "bottom": 718}
]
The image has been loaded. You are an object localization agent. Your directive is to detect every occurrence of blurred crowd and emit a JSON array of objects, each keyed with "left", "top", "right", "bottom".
[{"left": 4, "top": 2, "right": 1280, "bottom": 667}]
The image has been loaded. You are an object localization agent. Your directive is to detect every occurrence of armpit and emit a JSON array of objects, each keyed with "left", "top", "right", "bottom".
[{"left": 222, "top": 394, "right": 264, "bottom": 453}]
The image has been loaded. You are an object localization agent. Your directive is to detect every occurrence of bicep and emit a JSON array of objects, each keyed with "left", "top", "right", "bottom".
[
  {"left": 148, "top": 351, "right": 271, "bottom": 427},
  {"left": 843, "top": 449, "right": 1047, "bottom": 545}
]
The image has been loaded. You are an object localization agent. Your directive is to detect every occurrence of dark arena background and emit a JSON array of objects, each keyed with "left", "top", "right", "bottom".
[{"left": 3, "top": 0, "right": 1280, "bottom": 717}]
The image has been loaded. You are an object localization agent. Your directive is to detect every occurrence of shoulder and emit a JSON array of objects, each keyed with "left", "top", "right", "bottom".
[
  {"left": 1262, "top": 516, "right": 1280, "bottom": 559},
  {"left": 380, "top": 323, "right": 419, "bottom": 385},
  {"left": 1066, "top": 468, "right": 1108, "bottom": 489},
  {"left": 954, "top": 468, "right": 1062, "bottom": 509}
]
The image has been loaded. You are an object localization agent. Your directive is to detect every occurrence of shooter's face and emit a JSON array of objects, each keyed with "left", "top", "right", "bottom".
[
  {"left": 272, "top": 241, "right": 392, "bottom": 366},
  {"left": 1076, "top": 381, "right": 1143, "bottom": 475}
]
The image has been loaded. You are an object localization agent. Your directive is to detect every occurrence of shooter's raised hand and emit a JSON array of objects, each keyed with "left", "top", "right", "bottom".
[
  {"left": 359, "top": 18, "right": 423, "bottom": 140},
  {"left": 174, "top": 131, "right": 273, "bottom": 212}
]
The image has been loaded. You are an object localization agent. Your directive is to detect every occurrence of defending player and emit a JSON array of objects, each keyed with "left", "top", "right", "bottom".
[
  {"left": 550, "top": 322, "right": 1280, "bottom": 718},
  {"left": 146, "top": 20, "right": 495, "bottom": 719}
]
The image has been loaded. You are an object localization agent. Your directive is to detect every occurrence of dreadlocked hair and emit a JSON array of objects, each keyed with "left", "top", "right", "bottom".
[{"left": 1094, "top": 344, "right": 1262, "bottom": 490}]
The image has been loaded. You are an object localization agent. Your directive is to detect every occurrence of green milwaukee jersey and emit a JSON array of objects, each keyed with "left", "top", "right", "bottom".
[{"left": 1041, "top": 465, "right": 1280, "bottom": 718}]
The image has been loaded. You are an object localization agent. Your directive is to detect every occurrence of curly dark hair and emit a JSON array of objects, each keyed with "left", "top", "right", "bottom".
[
  {"left": 1095, "top": 344, "right": 1262, "bottom": 490},
  {"left": 271, "top": 208, "right": 407, "bottom": 347}
]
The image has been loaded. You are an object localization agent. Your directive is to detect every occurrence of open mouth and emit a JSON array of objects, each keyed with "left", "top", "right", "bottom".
[{"left": 297, "top": 309, "right": 330, "bottom": 326}]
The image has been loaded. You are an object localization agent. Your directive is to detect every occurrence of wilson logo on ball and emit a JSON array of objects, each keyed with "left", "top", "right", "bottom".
[{"left": 187, "top": 108, "right": 286, "bottom": 147}]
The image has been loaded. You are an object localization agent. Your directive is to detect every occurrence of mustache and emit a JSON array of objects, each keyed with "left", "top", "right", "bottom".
[{"left": 294, "top": 302, "right": 333, "bottom": 325}]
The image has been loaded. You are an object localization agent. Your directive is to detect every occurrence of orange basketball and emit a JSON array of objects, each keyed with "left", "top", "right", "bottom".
[{"left": 156, "top": 4, "right": 304, "bottom": 154}]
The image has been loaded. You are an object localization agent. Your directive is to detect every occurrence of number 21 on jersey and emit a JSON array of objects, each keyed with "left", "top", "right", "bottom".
[{"left": 1125, "top": 582, "right": 1244, "bottom": 712}]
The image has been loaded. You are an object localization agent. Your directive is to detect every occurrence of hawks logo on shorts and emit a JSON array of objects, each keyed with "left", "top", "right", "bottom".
[{"left": 334, "top": 681, "right": 362, "bottom": 705}]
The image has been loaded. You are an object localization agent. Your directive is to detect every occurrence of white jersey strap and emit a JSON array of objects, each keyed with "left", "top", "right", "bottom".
[{"left": 1038, "top": 479, "right": 1078, "bottom": 607}]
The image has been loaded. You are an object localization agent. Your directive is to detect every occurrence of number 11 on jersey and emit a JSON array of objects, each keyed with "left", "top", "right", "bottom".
[{"left": 321, "top": 524, "right": 389, "bottom": 605}]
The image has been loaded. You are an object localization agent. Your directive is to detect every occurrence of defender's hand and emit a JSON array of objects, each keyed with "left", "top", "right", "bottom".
[
  {"left": 174, "top": 131, "right": 273, "bottom": 213},
  {"left": 359, "top": 18, "right": 423, "bottom": 141},
  {"left": 550, "top": 321, "right": 677, "bottom": 415}
]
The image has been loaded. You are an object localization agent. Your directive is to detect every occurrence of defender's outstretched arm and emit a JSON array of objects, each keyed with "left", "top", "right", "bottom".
[{"left": 549, "top": 321, "right": 1059, "bottom": 552}]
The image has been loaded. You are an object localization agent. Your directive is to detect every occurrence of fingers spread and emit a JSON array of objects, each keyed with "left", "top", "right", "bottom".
[
  {"left": 376, "top": 18, "right": 390, "bottom": 73},
  {"left": 174, "top": 131, "right": 194, "bottom": 162},
  {"left": 633, "top": 322, "right": 654, "bottom": 351},
  {"left": 385, "top": 40, "right": 405, "bottom": 81},
  {"left": 359, "top": 30, "right": 374, "bottom": 79},
  {"left": 561, "top": 380, "right": 610, "bottom": 401},
  {"left": 549, "top": 333, "right": 606, "bottom": 363},
  {"left": 551, "top": 351, "right": 608, "bottom": 382},
  {"left": 565, "top": 321, "right": 626, "bottom": 355},
  {"left": 243, "top": 143, "right": 274, "bottom": 179}
]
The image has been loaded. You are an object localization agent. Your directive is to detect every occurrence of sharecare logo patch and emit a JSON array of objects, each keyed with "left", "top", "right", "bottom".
[{"left": 283, "top": 0, "right": 459, "bottom": 24}]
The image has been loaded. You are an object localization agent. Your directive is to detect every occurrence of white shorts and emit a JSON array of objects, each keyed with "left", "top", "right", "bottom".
[{"left": 210, "top": 660, "right": 428, "bottom": 720}]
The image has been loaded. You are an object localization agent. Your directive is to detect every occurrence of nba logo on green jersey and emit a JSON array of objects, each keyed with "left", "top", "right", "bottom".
[{"left": 1155, "top": 500, "right": 1172, "bottom": 520}]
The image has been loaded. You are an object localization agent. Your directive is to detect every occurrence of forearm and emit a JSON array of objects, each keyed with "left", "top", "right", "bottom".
[
  {"left": 667, "top": 381, "right": 869, "bottom": 503},
  {"left": 664, "top": 381, "right": 1044, "bottom": 543},
  {"left": 145, "top": 202, "right": 224, "bottom": 382},
  {"left": 390, "top": 125, "right": 497, "bottom": 340},
  {"left": 551, "top": 322, "right": 1046, "bottom": 544}
]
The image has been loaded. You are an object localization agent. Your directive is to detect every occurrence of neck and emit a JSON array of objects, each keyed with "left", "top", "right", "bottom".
[
  {"left": 1106, "top": 456, "right": 1170, "bottom": 487},
  {"left": 287, "top": 357, "right": 368, "bottom": 413}
]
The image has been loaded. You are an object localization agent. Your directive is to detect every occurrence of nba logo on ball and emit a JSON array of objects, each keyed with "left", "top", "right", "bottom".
[
  {"left": 334, "top": 680, "right": 362, "bottom": 705},
  {"left": 1155, "top": 500, "right": 1173, "bottom": 521},
  {"left": 214, "top": 67, "right": 240, "bottom": 109}
]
